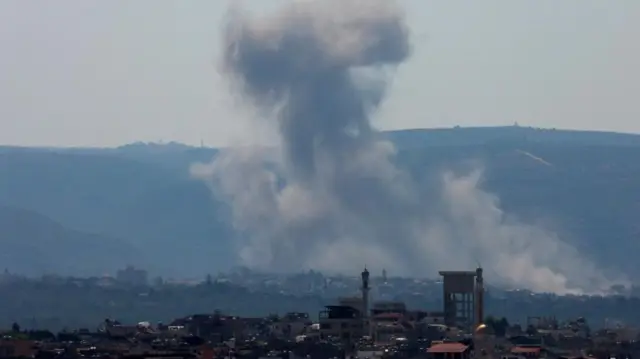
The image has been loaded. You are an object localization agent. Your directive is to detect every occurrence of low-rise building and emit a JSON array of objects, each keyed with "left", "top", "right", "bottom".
[
  {"left": 427, "top": 342, "right": 471, "bottom": 359},
  {"left": 319, "top": 305, "right": 362, "bottom": 341}
]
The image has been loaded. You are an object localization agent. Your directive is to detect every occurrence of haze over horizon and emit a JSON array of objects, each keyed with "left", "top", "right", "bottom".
[{"left": 1, "top": 0, "right": 639, "bottom": 147}]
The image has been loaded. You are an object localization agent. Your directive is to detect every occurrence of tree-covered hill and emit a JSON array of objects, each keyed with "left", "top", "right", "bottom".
[{"left": 0, "top": 126, "right": 639, "bottom": 278}]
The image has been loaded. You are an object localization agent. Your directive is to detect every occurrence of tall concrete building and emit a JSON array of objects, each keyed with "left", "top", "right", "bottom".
[{"left": 439, "top": 268, "right": 484, "bottom": 332}]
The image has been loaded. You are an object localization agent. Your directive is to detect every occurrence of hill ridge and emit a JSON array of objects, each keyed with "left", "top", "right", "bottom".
[
  {"left": 2, "top": 126, "right": 640, "bottom": 151},
  {"left": 0, "top": 127, "right": 638, "bottom": 281}
]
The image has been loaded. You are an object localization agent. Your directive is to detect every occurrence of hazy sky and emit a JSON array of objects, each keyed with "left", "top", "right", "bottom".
[{"left": 0, "top": 0, "right": 638, "bottom": 147}]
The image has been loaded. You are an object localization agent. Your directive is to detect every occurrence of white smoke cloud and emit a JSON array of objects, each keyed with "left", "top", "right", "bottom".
[{"left": 192, "top": 0, "right": 624, "bottom": 294}]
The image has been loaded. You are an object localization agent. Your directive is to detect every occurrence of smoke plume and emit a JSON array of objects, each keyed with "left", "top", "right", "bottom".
[{"left": 192, "top": 0, "right": 621, "bottom": 294}]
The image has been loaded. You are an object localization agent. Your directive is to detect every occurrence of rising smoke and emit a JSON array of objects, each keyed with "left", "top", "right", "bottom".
[{"left": 192, "top": 0, "right": 623, "bottom": 294}]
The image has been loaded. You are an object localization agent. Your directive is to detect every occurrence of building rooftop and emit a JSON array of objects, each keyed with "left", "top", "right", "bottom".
[
  {"left": 373, "top": 312, "right": 403, "bottom": 320},
  {"left": 438, "top": 271, "right": 476, "bottom": 276},
  {"left": 511, "top": 346, "right": 541, "bottom": 355},
  {"left": 324, "top": 305, "right": 358, "bottom": 311},
  {"left": 427, "top": 343, "right": 469, "bottom": 353}
]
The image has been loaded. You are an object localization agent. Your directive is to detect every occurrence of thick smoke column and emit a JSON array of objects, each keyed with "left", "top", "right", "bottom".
[{"left": 192, "top": 0, "right": 622, "bottom": 294}]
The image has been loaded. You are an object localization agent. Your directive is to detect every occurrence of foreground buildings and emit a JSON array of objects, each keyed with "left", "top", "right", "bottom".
[{"left": 0, "top": 268, "right": 637, "bottom": 359}]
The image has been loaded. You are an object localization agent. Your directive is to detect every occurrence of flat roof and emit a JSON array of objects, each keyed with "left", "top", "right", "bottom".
[
  {"left": 427, "top": 343, "right": 469, "bottom": 353},
  {"left": 373, "top": 312, "right": 403, "bottom": 320},
  {"left": 511, "top": 347, "right": 541, "bottom": 354},
  {"left": 439, "top": 271, "right": 476, "bottom": 276},
  {"left": 324, "top": 305, "right": 357, "bottom": 310}
]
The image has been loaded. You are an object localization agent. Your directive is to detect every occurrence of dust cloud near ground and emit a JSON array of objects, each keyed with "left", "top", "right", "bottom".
[{"left": 191, "top": 0, "right": 625, "bottom": 294}]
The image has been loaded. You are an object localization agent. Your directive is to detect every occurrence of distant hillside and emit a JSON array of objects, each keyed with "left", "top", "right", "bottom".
[
  {"left": 0, "top": 151, "right": 234, "bottom": 275},
  {"left": 385, "top": 126, "right": 640, "bottom": 149},
  {"left": 0, "top": 126, "right": 639, "bottom": 278},
  {"left": 0, "top": 206, "right": 142, "bottom": 276}
]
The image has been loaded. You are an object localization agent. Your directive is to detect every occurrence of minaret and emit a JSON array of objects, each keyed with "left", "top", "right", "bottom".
[
  {"left": 475, "top": 267, "right": 484, "bottom": 328},
  {"left": 361, "top": 267, "right": 370, "bottom": 337}
]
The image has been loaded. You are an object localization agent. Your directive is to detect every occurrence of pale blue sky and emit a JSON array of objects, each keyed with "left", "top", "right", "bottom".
[{"left": 0, "top": 0, "right": 638, "bottom": 147}]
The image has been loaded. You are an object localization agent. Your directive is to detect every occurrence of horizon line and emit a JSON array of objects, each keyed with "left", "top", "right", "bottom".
[{"left": 1, "top": 124, "right": 639, "bottom": 150}]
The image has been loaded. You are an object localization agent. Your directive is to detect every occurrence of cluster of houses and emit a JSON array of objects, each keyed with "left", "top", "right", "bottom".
[
  {"left": 0, "top": 269, "right": 637, "bottom": 358},
  {"left": 0, "top": 303, "right": 638, "bottom": 359}
]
